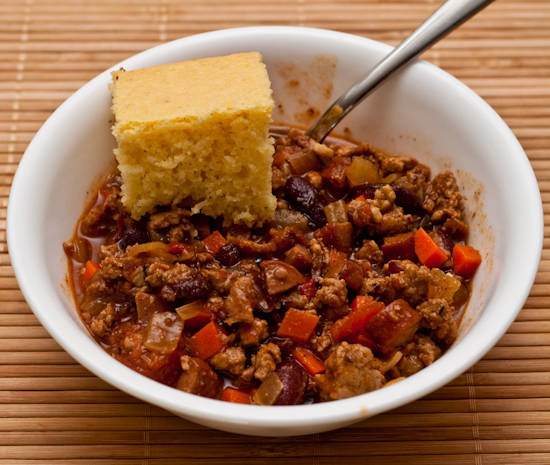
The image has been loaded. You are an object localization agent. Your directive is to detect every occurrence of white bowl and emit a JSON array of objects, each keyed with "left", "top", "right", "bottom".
[{"left": 7, "top": 26, "right": 543, "bottom": 436}]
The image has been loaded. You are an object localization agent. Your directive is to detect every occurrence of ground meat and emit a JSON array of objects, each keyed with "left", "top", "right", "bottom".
[
  {"left": 148, "top": 207, "right": 191, "bottom": 230},
  {"left": 203, "top": 267, "right": 238, "bottom": 294},
  {"left": 228, "top": 236, "right": 277, "bottom": 255},
  {"left": 355, "top": 239, "right": 384, "bottom": 263},
  {"left": 347, "top": 199, "right": 413, "bottom": 236},
  {"left": 245, "top": 343, "right": 281, "bottom": 382},
  {"left": 272, "top": 166, "right": 286, "bottom": 190},
  {"left": 238, "top": 318, "right": 269, "bottom": 346},
  {"left": 386, "top": 260, "right": 431, "bottom": 305},
  {"left": 312, "top": 277, "right": 348, "bottom": 308},
  {"left": 309, "top": 321, "right": 335, "bottom": 354},
  {"left": 209, "top": 346, "right": 247, "bottom": 375},
  {"left": 423, "top": 171, "right": 465, "bottom": 225},
  {"left": 223, "top": 276, "right": 256, "bottom": 325},
  {"left": 89, "top": 304, "right": 117, "bottom": 337},
  {"left": 176, "top": 355, "right": 221, "bottom": 399},
  {"left": 417, "top": 298, "right": 458, "bottom": 345},
  {"left": 396, "top": 335, "right": 442, "bottom": 377},
  {"left": 309, "top": 238, "right": 330, "bottom": 278},
  {"left": 145, "top": 261, "right": 171, "bottom": 287},
  {"left": 315, "top": 342, "right": 385, "bottom": 401}
]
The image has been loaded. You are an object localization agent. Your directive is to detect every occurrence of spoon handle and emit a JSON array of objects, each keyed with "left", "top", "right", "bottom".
[{"left": 305, "top": 0, "right": 496, "bottom": 142}]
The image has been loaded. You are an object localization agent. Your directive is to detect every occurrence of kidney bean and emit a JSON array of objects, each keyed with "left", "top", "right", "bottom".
[
  {"left": 285, "top": 176, "right": 318, "bottom": 213},
  {"left": 215, "top": 243, "right": 240, "bottom": 266},
  {"left": 160, "top": 272, "right": 211, "bottom": 302},
  {"left": 123, "top": 220, "right": 150, "bottom": 246},
  {"left": 274, "top": 359, "right": 307, "bottom": 405}
]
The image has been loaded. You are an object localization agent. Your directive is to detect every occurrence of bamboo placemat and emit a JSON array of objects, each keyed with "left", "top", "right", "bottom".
[{"left": 1, "top": 0, "right": 549, "bottom": 463}]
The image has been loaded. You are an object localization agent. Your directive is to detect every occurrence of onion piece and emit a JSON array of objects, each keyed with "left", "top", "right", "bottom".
[
  {"left": 323, "top": 199, "right": 347, "bottom": 223},
  {"left": 287, "top": 150, "right": 321, "bottom": 175},
  {"left": 428, "top": 269, "right": 462, "bottom": 302},
  {"left": 142, "top": 312, "right": 184, "bottom": 353},
  {"left": 253, "top": 372, "right": 284, "bottom": 406},
  {"left": 346, "top": 157, "right": 379, "bottom": 186}
]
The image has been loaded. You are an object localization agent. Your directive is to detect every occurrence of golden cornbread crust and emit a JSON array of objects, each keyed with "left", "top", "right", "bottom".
[{"left": 110, "top": 52, "right": 276, "bottom": 226}]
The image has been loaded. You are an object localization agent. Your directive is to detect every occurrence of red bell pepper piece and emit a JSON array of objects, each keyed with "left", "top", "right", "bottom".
[{"left": 292, "top": 347, "right": 326, "bottom": 375}]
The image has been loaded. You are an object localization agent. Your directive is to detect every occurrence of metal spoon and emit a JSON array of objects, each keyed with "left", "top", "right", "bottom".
[{"left": 304, "top": 0, "right": 496, "bottom": 143}]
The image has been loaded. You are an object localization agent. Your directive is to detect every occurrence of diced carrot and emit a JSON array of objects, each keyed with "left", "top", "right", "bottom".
[
  {"left": 202, "top": 231, "right": 228, "bottom": 255},
  {"left": 330, "top": 299, "right": 384, "bottom": 342},
  {"left": 414, "top": 227, "right": 448, "bottom": 268},
  {"left": 220, "top": 387, "right": 252, "bottom": 404},
  {"left": 365, "top": 299, "right": 422, "bottom": 353},
  {"left": 293, "top": 347, "right": 326, "bottom": 375},
  {"left": 187, "top": 321, "right": 227, "bottom": 360},
  {"left": 452, "top": 244, "right": 482, "bottom": 278},
  {"left": 82, "top": 260, "right": 101, "bottom": 285},
  {"left": 277, "top": 308, "right": 320, "bottom": 343}
]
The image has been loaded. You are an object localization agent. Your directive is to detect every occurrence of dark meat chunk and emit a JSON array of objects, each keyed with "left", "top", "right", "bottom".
[
  {"left": 320, "top": 156, "right": 351, "bottom": 189},
  {"left": 176, "top": 355, "right": 222, "bottom": 399},
  {"left": 365, "top": 299, "right": 422, "bottom": 353},
  {"left": 284, "top": 244, "right": 313, "bottom": 273},
  {"left": 340, "top": 259, "right": 364, "bottom": 291},
  {"left": 315, "top": 342, "right": 384, "bottom": 401},
  {"left": 381, "top": 231, "right": 416, "bottom": 261},
  {"left": 259, "top": 260, "right": 304, "bottom": 295},
  {"left": 269, "top": 226, "right": 308, "bottom": 252},
  {"left": 313, "top": 222, "right": 353, "bottom": 253}
]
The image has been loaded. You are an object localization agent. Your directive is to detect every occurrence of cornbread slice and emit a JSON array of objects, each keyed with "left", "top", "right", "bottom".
[{"left": 110, "top": 52, "right": 276, "bottom": 226}]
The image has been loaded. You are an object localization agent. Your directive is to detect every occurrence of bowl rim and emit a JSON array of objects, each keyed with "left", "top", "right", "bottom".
[{"left": 7, "top": 25, "right": 543, "bottom": 433}]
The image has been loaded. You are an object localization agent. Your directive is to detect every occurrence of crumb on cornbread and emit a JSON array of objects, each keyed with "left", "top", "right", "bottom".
[{"left": 110, "top": 52, "right": 276, "bottom": 226}]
